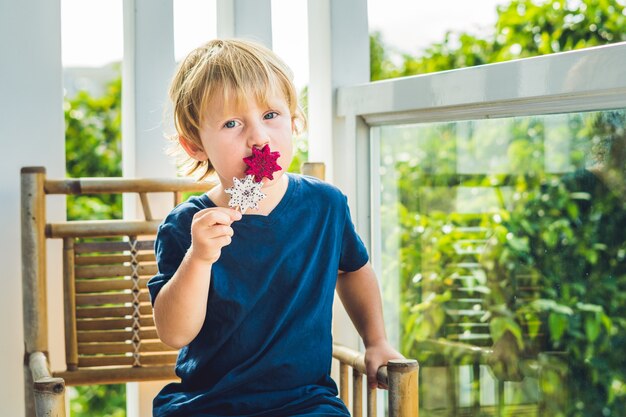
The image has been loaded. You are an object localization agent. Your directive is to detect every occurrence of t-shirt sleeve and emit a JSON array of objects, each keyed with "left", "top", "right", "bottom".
[
  {"left": 338, "top": 196, "right": 369, "bottom": 272},
  {"left": 147, "top": 211, "right": 193, "bottom": 306}
]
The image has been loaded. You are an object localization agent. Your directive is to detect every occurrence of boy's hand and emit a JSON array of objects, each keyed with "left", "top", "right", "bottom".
[
  {"left": 364, "top": 340, "right": 405, "bottom": 390},
  {"left": 187, "top": 207, "right": 242, "bottom": 265}
]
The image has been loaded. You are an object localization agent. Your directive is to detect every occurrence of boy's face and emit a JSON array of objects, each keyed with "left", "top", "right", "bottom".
[{"left": 192, "top": 90, "right": 294, "bottom": 189}]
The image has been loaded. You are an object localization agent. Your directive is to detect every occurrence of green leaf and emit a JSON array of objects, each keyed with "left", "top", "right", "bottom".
[
  {"left": 549, "top": 313, "right": 569, "bottom": 342},
  {"left": 508, "top": 235, "right": 529, "bottom": 252},
  {"left": 585, "top": 314, "right": 601, "bottom": 343},
  {"left": 531, "top": 299, "right": 574, "bottom": 315},
  {"left": 490, "top": 317, "right": 524, "bottom": 349},
  {"left": 576, "top": 302, "right": 603, "bottom": 313}
]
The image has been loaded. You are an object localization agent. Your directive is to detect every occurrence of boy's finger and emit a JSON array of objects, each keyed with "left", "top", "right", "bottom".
[
  {"left": 367, "top": 374, "right": 377, "bottom": 390},
  {"left": 212, "top": 234, "right": 232, "bottom": 248},
  {"left": 195, "top": 210, "right": 231, "bottom": 226},
  {"left": 218, "top": 207, "right": 242, "bottom": 222},
  {"left": 204, "top": 225, "right": 234, "bottom": 239},
  {"left": 196, "top": 207, "right": 241, "bottom": 226}
]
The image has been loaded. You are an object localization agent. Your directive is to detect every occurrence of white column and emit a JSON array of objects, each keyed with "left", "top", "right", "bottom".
[
  {"left": 0, "top": 0, "right": 65, "bottom": 416},
  {"left": 307, "top": 0, "right": 369, "bottom": 186},
  {"left": 307, "top": 0, "right": 370, "bottom": 349},
  {"left": 123, "top": 1, "right": 177, "bottom": 416},
  {"left": 306, "top": 0, "right": 333, "bottom": 178},
  {"left": 216, "top": 0, "right": 273, "bottom": 48},
  {"left": 123, "top": 0, "right": 177, "bottom": 183}
]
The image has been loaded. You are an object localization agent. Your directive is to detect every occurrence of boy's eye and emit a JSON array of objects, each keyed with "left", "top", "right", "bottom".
[
  {"left": 263, "top": 112, "right": 278, "bottom": 120},
  {"left": 224, "top": 120, "right": 239, "bottom": 129}
]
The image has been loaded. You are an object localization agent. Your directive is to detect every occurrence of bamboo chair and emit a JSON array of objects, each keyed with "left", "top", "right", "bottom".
[{"left": 21, "top": 164, "right": 418, "bottom": 417}]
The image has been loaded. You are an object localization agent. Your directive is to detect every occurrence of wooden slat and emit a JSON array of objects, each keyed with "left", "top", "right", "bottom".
[
  {"left": 78, "top": 353, "right": 177, "bottom": 368},
  {"left": 45, "top": 177, "right": 212, "bottom": 195},
  {"left": 46, "top": 220, "right": 160, "bottom": 238},
  {"left": 54, "top": 365, "right": 178, "bottom": 386},
  {"left": 77, "top": 329, "right": 159, "bottom": 343},
  {"left": 75, "top": 264, "right": 157, "bottom": 279},
  {"left": 75, "top": 253, "right": 155, "bottom": 265},
  {"left": 63, "top": 238, "right": 79, "bottom": 371},
  {"left": 301, "top": 162, "right": 326, "bottom": 180},
  {"left": 75, "top": 240, "right": 154, "bottom": 254},
  {"left": 333, "top": 344, "right": 366, "bottom": 374},
  {"left": 76, "top": 304, "right": 152, "bottom": 319},
  {"left": 367, "top": 386, "right": 377, "bottom": 417},
  {"left": 75, "top": 278, "right": 151, "bottom": 293},
  {"left": 139, "top": 192, "right": 153, "bottom": 221},
  {"left": 75, "top": 291, "right": 151, "bottom": 306},
  {"left": 76, "top": 316, "right": 155, "bottom": 331},
  {"left": 78, "top": 341, "right": 175, "bottom": 355},
  {"left": 353, "top": 368, "right": 363, "bottom": 417},
  {"left": 340, "top": 363, "right": 349, "bottom": 409}
]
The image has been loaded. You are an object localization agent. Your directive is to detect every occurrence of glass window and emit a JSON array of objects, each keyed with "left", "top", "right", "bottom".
[{"left": 375, "top": 109, "right": 626, "bottom": 416}]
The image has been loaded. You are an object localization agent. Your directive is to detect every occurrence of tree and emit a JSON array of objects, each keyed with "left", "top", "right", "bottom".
[
  {"left": 65, "top": 69, "right": 122, "bottom": 221},
  {"left": 371, "top": 0, "right": 626, "bottom": 80}
]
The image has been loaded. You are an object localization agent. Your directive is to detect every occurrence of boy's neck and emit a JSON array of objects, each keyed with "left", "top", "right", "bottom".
[{"left": 209, "top": 173, "right": 289, "bottom": 216}]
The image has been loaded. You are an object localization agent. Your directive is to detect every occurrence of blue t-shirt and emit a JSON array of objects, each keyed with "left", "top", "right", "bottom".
[{"left": 148, "top": 173, "right": 369, "bottom": 417}]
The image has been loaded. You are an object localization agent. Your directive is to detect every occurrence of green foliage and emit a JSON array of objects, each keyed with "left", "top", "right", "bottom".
[
  {"left": 382, "top": 108, "right": 626, "bottom": 414},
  {"left": 372, "top": 1, "right": 626, "bottom": 414},
  {"left": 371, "top": 0, "right": 626, "bottom": 80},
  {"left": 287, "top": 86, "right": 309, "bottom": 173},
  {"left": 64, "top": 68, "right": 123, "bottom": 220},
  {"left": 65, "top": 74, "right": 122, "bottom": 180},
  {"left": 68, "top": 384, "right": 126, "bottom": 417},
  {"left": 488, "top": 113, "right": 626, "bottom": 415}
]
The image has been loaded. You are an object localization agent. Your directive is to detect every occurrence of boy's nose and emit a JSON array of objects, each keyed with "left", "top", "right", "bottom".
[{"left": 247, "top": 123, "right": 270, "bottom": 148}]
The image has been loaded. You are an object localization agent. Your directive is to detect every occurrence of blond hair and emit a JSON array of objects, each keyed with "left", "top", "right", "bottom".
[{"left": 168, "top": 39, "right": 305, "bottom": 180}]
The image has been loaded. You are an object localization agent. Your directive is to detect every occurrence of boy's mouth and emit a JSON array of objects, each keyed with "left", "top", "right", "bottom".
[
  {"left": 223, "top": 145, "right": 282, "bottom": 214},
  {"left": 243, "top": 144, "right": 282, "bottom": 183}
]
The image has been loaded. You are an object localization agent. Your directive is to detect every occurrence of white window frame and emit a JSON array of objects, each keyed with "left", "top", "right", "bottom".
[{"left": 336, "top": 42, "right": 626, "bottom": 286}]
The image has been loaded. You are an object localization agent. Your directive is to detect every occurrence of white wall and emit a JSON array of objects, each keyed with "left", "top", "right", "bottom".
[{"left": 0, "top": 0, "right": 66, "bottom": 416}]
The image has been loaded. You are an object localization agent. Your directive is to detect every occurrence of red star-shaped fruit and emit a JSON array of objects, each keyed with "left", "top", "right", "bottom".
[{"left": 243, "top": 144, "right": 282, "bottom": 182}]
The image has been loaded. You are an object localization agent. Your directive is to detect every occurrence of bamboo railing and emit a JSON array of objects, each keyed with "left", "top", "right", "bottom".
[
  {"left": 333, "top": 344, "right": 419, "bottom": 417},
  {"left": 21, "top": 164, "right": 419, "bottom": 417}
]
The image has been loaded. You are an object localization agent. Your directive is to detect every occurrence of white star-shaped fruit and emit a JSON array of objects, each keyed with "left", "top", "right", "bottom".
[{"left": 224, "top": 175, "right": 266, "bottom": 214}]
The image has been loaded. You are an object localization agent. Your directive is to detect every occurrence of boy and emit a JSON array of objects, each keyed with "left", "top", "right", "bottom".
[{"left": 148, "top": 38, "right": 402, "bottom": 416}]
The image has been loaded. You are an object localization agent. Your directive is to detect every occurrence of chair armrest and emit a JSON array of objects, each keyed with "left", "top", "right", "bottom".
[
  {"left": 28, "top": 352, "right": 66, "bottom": 417},
  {"left": 332, "top": 343, "right": 419, "bottom": 417}
]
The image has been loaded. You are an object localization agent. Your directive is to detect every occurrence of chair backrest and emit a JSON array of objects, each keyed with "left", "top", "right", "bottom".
[
  {"left": 60, "top": 234, "right": 174, "bottom": 384},
  {"left": 21, "top": 166, "right": 212, "bottom": 385}
]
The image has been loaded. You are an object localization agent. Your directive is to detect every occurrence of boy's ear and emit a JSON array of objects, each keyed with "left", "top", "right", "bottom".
[{"left": 179, "top": 137, "right": 208, "bottom": 161}]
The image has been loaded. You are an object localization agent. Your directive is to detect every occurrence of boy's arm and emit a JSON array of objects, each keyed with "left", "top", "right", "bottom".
[
  {"left": 153, "top": 207, "right": 241, "bottom": 349},
  {"left": 336, "top": 262, "right": 404, "bottom": 389},
  {"left": 153, "top": 253, "right": 214, "bottom": 349}
]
